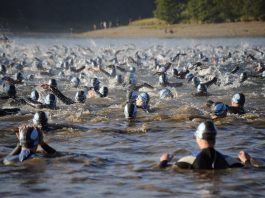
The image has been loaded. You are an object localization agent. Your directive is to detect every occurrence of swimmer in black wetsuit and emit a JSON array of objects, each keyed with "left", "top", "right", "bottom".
[
  {"left": 156, "top": 72, "right": 183, "bottom": 88},
  {"left": 3, "top": 125, "right": 57, "bottom": 165},
  {"left": 228, "top": 93, "right": 245, "bottom": 115},
  {"left": 159, "top": 121, "right": 253, "bottom": 169}
]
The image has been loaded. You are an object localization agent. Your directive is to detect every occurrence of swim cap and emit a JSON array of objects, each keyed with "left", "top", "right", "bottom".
[
  {"left": 127, "top": 90, "right": 138, "bottom": 102},
  {"left": 71, "top": 77, "right": 80, "bottom": 88},
  {"left": 4, "top": 84, "right": 16, "bottom": 97},
  {"left": 185, "top": 72, "right": 194, "bottom": 82},
  {"left": 75, "top": 90, "right": 86, "bottom": 103},
  {"left": 99, "top": 86, "right": 108, "bottom": 97},
  {"left": 30, "top": 90, "right": 39, "bottom": 101},
  {"left": 232, "top": 93, "right": 245, "bottom": 106},
  {"left": 192, "top": 77, "right": 200, "bottom": 87},
  {"left": 197, "top": 84, "right": 207, "bottom": 94},
  {"left": 91, "top": 78, "right": 100, "bottom": 90},
  {"left": 129, "top": 66, "right": 136, "bottom": 73},
  {"left": 48, "top": 79, "right": 57, "bottom": 87},
  {"left": 239, "top": 72, "right": 248, "bottom": 83},
  {"left": 16, "top": 72, "right": 23, "bottom": 82},
  {"left": 115, "top": 74, "right": 123, "bottom": 84},
  {"left": 159, "top": 88, "right": 173, "bottom": 99},
  {"left": 19, "top": 126, "right": 40, "bottom": 148},
  {"left": 212, "top": 102, "right": 228, "bottom": 117},
  {"left": 124, "top": 102, "right": 137, "bottom": 119},
  {"left": 194, "top": 121, "right": 217, "bottom": 141},
  {"left": 159, "top": 73, "right": 168, "bottom": 85},
  {"left": 44, "top": 94, "right": 56, "bottom": 108},
  {"left": 138, "top": 92, "right": 150, "bottom": 104},
  {"left": 33, "top": 111, "right": 48, "bottom": 126}
]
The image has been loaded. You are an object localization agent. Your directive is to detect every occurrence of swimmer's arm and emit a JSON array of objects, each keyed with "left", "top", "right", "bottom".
[
  {"left": 159, "top": 153, "right": 173, "bottom": 168},
  {"left": 8, "top": 143, "right": 21, "bottom": 156},
  {"left": 40, "top": 142, "right": 57, "bottom": 154},
  {"left": 50, "top": 86, "right": 75, "bottom": 105},
  {"left": 116, "top": 66, "right": 127, "bottom": 73},
  {"left": 99, "top": 67, "right": 111, "bottom": 77}
]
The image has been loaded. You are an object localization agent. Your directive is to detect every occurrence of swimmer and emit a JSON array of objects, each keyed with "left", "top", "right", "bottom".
[
  {"left": 86, "top": 78, "right": 109, "bottom": 98},
  {"left": 156, "top": 72, "right": 183, "bottom": 88},
  {"left": 3, "top": 125, "right": 57, "bottom": 165},
  {"left": 159, "top": 121, "right": 253, "bottom": 169},
  {"left": 136, "top": 92, "right": 150, "bottom": 113},
  {"left": 0, "top": 83, "right": 17, "bottom": 99},
  {"left": 41, "top": 83, "right": 75, "bottom": 105},
  {"left": 124, "top": 101, "right": 137, "bottom": 119},
  {"left": 192, "top": 76, "right": 218, "bottom": 96},
  {"left": 25, "top": 93, "right": 57, "bottom": 110},
  {"left": 159, "top": 88, "right": 174, "bottom": 99}
]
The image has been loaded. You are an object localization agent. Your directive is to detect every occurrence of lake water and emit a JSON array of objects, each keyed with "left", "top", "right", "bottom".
[{"left": 0, "top": 36, "right": 265, "bottom": 198}]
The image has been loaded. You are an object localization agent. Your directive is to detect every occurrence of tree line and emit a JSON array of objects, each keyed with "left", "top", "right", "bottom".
[{"left": 154, "top": 0, "right": 265, "bottom": 24}]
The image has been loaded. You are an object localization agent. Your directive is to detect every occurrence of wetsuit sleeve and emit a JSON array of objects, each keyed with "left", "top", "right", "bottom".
[
  {"left": 159, "top": 160, "right": 169, "bottom": 168},
  {"left": 40, "top": 143, "right": 57, "bottom": 154},
  {"left": 8, "top": 143, "right": 21, "bottom": 156},
  {"left": 50, "top": 86, "right": 75, "bottom": 105}
]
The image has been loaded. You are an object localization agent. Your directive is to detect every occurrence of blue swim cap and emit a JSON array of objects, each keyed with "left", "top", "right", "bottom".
[
  {"left": 19, "top": 127, "right": 40, "bottom": 148},
  {"left": 71, "top": 77, "right": 80, "bottom": 88},
  {"left": 138, "top": 92, "right": 150, "bottom": 104},
  {"left": 75, "top": 90, "right": 86, "bottom": 103},
  {"left": 185, "top": 72, "right": 194, "bottom": 82},
  {"left": 212, "top": 102, "right": 228, "bottom": 117},
  {"left": 194, "top": 121, "right": 217, "bottom": 140},
  {"left": 124, "top": 102, "right": 137, "bottom": 119},
  {"left": 33, "top": 111, "right": 48, "bottom": 126},
  {"left": 127, "top": 90, "right": 138, "bottom": 102},
  {"left": 159, "top": 88, "right": 173, "bottom": 99},
  {"left": 45, "top": 94, "right": 56, "bottom": 108},
  {"left": 30, "top": 90, "right": 39, "bottom": 101},
  {"left": 232, "top": 93, "right": 245, "bottom": 106}
]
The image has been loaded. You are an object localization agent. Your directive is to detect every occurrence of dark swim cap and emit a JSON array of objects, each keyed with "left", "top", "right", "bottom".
[
  {"left": 48, "top": 79, "right": 57, "bottom": 87},
  {"left": 30, "top": 90, "right": 39, "bottom": 101},
  {"left": 91, "top": 78, "right": 100, "bottom": 90},
  {"left": 16, "top": 72, "right": 23, "bottom": 82},
  {"left": 33, "top": 111, "right": 48, "bottom": 126},
  {"left": 4, "top": 84, "right": 16, "bottom": 97},
  {"left": 99, "top": 86, "right": 108, "bottom": 97},
  {"left": 212, "top": 102, "right": 228, "bottom": 117},
  {"left": 45, "top": 94, "right": 56, "bottom": 108},
  {"left": 194, "top": 121, "right": 217, "bottom": 141},
  {"left": 115, "top": 74, "right": 123, "bottom": 84},
  {"left": 75, "top": 90, "right": 86, "bottom": 103},
  {"left": 0, "top": 65, "right": 6, "bottom": 74},
  {"left": 124, "top": 102, "right": 137, "bottom": 119},
  {"left": 232, "top": 93, "right": 245, "bottom": 106},
  {"left": 19, "top": 127, "right": 40, "bottom": 148}
]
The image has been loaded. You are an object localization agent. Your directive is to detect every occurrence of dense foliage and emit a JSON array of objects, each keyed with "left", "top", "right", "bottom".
[{"left": 154, "top": 0, "right": 265, "bottom": 24}]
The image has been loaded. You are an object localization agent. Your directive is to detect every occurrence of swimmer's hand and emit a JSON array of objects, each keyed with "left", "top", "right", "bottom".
[{"left": 238, "top": 150, "right": 251, "bottom": 165}]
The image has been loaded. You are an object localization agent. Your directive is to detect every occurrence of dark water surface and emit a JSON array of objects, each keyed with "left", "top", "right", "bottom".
[{"left": 0, "top": 36, "right": 265, "bottom": 198}]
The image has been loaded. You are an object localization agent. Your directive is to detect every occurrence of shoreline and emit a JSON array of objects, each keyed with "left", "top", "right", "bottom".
[{"left": 79, "top": 21, "right": 265, "bottom": 38}]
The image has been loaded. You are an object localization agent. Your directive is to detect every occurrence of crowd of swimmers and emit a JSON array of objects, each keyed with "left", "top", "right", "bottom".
[{"left": 1, "top": 40, "right": 264, "bottom": 170}]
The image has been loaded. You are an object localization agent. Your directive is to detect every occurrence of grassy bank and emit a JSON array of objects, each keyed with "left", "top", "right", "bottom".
[{"left": 79, "top": 19, "right": 265, "bottom": 38}]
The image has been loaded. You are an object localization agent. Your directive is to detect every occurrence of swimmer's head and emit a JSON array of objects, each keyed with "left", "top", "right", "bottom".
[
  {"left": 4, "top": 84, "right": 16, "bottom": 97},
  {"left": 232, "top": 93, "right": 245, "bottom": 107},
  {"left": 91, "top": 78, "right": 100, "bottom": 91},
  {"left": 124, "top": 101, "right": 137, "bottom": 119},
  {"left": 194, "top": 121, "right": 217, "bottom": 143},
  {"left": 159, "top": 88, "right": 173, "bottom": 99},
  {"left": 75, "top": 90, "right": 86, "bottom": 103},
  {"left": 18, "top": 126, "right": 40, "bottom": 149},
  {"left": 126, "top": 90, "right": 138, "bottom": 102},
  {"left": 44, "top": 93, "right": 56, "bottom": 109},
  {"left": 192, "top": 77, "right": 200, "bottom": 87},
  {"left": 71, "top": 77, "right": 80, "bottom": 88},
  {"left": 30, "top": 90, "right": 39, "bottom": 101},
  {"left": 0, "top": 65, "right": 6, "bottom": 74},
  {"left": 33, "top": 111, "right": 48, "bottom": 127},
  {"left": 212, "top": 102, "right": 228, "bottom": 117},
  {"left": 196, "top": 84, "right": 207, "bottom": 94},
  {"left": 115, "top": 74, "right": 123, "bottom": 84},
  {"left": 99, "top": 86, "right": 108, "bottom": 97},
  {"left": 48, "top": 79, "right": 57, "bottom": 87},
  {"left": 239, "top": 72, "right": 248, "bottom": 83},
  {"left": 129, "top": 66, "right": 136, "bottom": 73},
  {"left": 15, "top": 72, "right": 23, "bottom": 82},
  {"left": 159, "top": 73, "right": 167, "bottom": 85},
  {"left": 185, "top": 72, "right": 194, "bottom": 82},
  {"left": 136, "top": 92, "right": 150, "bottom": 109}
]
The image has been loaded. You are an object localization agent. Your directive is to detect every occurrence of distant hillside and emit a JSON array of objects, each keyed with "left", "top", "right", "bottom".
[{"left": 0, "top": 0, "right": 155, "bottom": 32}]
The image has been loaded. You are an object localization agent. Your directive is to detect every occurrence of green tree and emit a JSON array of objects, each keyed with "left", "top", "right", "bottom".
[{"left": 154, "top": 0, "right": 187, "bottom": 24}]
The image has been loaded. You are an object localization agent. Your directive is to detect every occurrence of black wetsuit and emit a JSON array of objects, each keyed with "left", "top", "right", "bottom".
[
  {"left": 227, "top": 106, "right": 245, "bottom": 115},
  {"left": 160, "top": 148, "right": 243, "bottom": 169}
]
